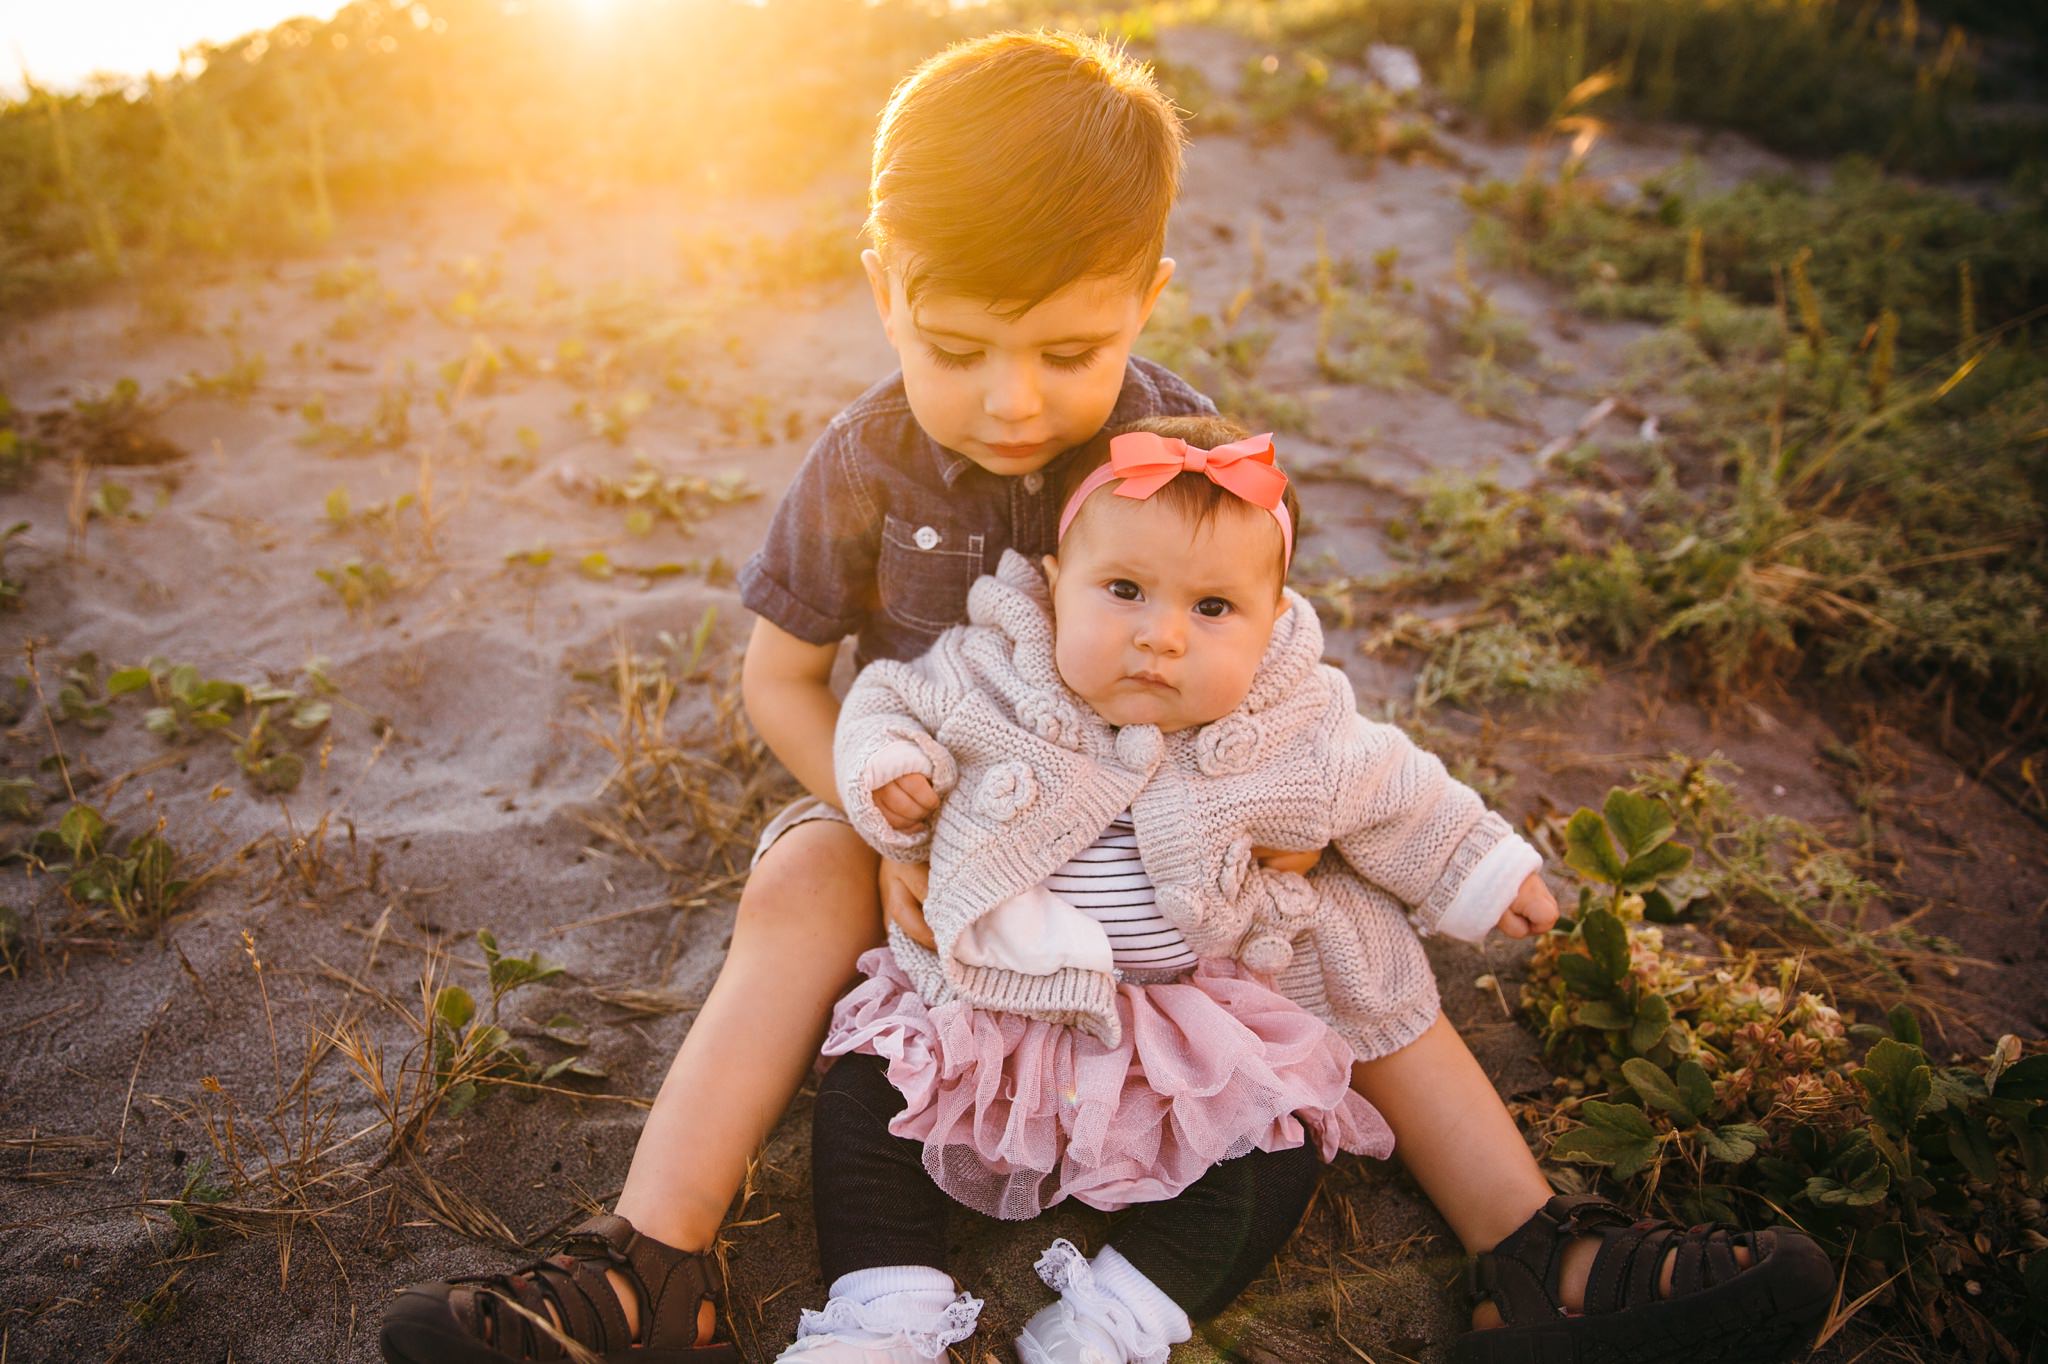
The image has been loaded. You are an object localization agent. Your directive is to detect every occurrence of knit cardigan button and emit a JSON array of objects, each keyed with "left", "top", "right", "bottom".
[
  {"left": 1242, "top": 930, "right": 1294, "bottom": 974},
  {"left": 1114, "top": 725, "right": 1162, "bottom": 768}
]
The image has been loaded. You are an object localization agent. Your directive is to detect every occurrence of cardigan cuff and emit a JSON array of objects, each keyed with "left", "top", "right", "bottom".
[
  {"left": 864, "top": 739, "right": 935, "bottom": 790},
  {"left": 1415, "top": 810, "right": 1513, "bottom": 935},
  {"left": 841, "top": 726, "right": 957, "bottom": 859},
  {"left": 946, "top": 961, "right": 1122, "bottom": 1047},
  {"left": 1433, "top": 835, "right": 1543, "bottom": 943}
]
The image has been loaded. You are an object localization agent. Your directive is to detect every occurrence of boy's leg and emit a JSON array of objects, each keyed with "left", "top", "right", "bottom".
[
  {"left": 597, "top": 819, "right": 884, "bottom": 1340},
  {"left": 614, "top": 817, "right": 884, "bottom": 1249},
  {"left": 1347, "top": 1013, "right": 1748, "bottom": 1328}
]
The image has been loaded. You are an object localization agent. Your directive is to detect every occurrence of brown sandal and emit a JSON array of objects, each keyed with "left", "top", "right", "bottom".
[
  {"left": 1453, "top": 1194, "right": 1833, "bottom": 1364},
  {"left": 379, "top": 1213, "right": 736, "bottom": 1364}
]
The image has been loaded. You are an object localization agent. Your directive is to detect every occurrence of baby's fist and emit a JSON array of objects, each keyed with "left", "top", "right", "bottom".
[
  {"left": 1496, "top": 872, "right": 1559, "bottom": 939},
  {"left": 872, "top": 773, "right": 941, "bottom": 832}
]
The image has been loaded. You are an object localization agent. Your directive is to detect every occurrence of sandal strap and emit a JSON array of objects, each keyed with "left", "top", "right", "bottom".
[
  {"left": 1468, "top": 1194, "right": 1637, "bottom": 1326},
  {"left": 560, "top": 1213, "right": 723, "bottom": 1351},
  {"left": 444, "top": 1214, "right": 724, "bottom": 1359},
  {"left": 1583, "top": 1222, "right": 1668, "bottom": 1316},
  {"left": 455, "top": 1262, "right": 576, "bottom": 1360}
]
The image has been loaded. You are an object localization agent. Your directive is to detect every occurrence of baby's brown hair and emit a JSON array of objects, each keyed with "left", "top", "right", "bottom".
[
  {"left": 867, "top": 31, "right": 1187, "bottom": 317},
  {"left": 1056, "top": 415, "right": 1303, "bottom": 587}
]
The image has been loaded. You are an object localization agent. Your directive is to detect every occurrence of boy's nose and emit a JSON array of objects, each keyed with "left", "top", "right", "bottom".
[{"left": 982, "top": 362, "right": 1041, "bottom": 423}]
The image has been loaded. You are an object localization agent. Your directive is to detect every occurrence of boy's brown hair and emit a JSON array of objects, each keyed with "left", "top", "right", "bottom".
[
  {"left": 867, "top": 30, "right": 1187, "bottom": 317},
  {"left": 1057, "top": 415, "right": 1304, "bottom": 586}
]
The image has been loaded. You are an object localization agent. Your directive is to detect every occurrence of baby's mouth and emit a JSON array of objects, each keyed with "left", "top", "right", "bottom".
[{"left": 1125, "top": 671, "right": 1175, "bottom": 689}]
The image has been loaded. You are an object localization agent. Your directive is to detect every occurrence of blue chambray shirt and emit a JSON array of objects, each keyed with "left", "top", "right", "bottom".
[{"left": 738, "top": 356, "right": 1215, "bottom": 667}]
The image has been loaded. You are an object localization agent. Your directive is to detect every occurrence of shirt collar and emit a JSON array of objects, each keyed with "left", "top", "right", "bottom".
[{"left": 928, "top": 436, "right": 976, "bottom": 488}]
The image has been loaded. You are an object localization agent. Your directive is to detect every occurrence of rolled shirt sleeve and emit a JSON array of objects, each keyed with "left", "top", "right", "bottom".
[{"left": 737, "top": 425, "right": 880, "bottom": 645}]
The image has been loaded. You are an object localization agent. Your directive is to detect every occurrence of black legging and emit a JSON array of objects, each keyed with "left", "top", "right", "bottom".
[{"left": 811, "top": 1052, "right": 1323, "bottom": 1320}]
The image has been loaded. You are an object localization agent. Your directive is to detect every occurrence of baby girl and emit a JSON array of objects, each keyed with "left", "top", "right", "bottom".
[{"left": 776, "top": 415, "right": 1551, "bottom": 1364}]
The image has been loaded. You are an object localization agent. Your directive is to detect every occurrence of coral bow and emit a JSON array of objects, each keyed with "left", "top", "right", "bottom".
[
  {"left": 1101, "top": 430, "right": 1288, "bottom": 509},
  {"left": 1057, "top": 430, "right": 1293, "bottom": 567}
]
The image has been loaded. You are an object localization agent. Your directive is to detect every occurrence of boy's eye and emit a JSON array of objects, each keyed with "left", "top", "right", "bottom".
[
  {"left": 1106, "top": 579, "right": 1142, "bottom": 601},
  {"left": 923, "top": 343, "right": 980, "bottom": 370},
  {"left": 1045, "top": 348, "right": 1100, "bottom": 372},
  {"left": 1194, "top": 597, "right": 1234, "bottom": 618}
]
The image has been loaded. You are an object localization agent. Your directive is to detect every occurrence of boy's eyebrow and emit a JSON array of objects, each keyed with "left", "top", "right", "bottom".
[{"left": 918, "top": 323, "right": 1122, "bottom": 348}]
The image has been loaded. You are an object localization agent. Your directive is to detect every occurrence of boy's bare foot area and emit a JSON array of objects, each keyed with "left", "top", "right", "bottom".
[{"left": 1467, "top": 1237, "right": 1754, "bottom": 1329}]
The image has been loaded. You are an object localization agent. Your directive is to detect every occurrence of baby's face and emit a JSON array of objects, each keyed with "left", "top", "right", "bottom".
[
  {"left": 1043, "top": 494, "right": 1287, "bottom": 733},
  {"left": 861, "top": 252, "right": 1175, "bottom": 476}
]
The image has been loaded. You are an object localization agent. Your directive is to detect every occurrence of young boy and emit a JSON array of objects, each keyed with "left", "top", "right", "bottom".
[{"left": 380, "top": 30, "right": 1830, "bottom": 1364}]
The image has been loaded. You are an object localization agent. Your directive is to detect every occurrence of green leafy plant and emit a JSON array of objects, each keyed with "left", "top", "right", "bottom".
[
  {"left": 297, "top": 385, "right": 412, "bottom": 454},
  {"left": 183, "top": 346, "right": 266, "bottom": 402},
  {"left": 1525, "top": 779, "right": 2048, "bottom": 1357},
  {"left": 53, "top": 653, "right": 114, "bottom": 730},
  {"left": 592, "top": 456, "right": 757, "bottom": 534},
  {"left": 85, "top": 480, "right": 147, "bottom": 523},
  {"left": 13, "top": 803, "right": 191, "bottom": 934},
  {"left": 316, "top": 558, "right": 395, "bottom": 614},
  {"left": 110, "top": 658, "right": 330, "bottom": 793},
  {"left": 427, "top": 930, "right": 599, "bottom": 1117}
]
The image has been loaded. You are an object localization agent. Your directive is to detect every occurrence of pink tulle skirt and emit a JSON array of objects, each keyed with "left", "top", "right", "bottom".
[{"left": 820, "top": 948, "right": 1395, "bottom": 1219}]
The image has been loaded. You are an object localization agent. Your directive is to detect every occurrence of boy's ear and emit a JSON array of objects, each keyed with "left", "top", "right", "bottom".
[
  {"left": 1136, "top": 257, "right": 1176, "bottom": 325},
  {"left": 861, "top": 249, "right": 896, "bottom": 341}
]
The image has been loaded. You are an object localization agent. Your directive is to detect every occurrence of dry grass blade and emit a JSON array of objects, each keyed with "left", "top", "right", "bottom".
[
  {"left": 588, "top": 985, "right": 699, "bottom": 1016},
  {"left": 473, "top": 1290, "right": 604, "bottom": 1364}
]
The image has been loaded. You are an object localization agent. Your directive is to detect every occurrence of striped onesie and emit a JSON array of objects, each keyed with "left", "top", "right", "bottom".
[{"left": 1042, "top": 812, "right": 1199, "bottom": 974}]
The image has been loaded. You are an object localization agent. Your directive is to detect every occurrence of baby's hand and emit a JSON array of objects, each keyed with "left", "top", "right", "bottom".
[
  {"left": 1496, "top": 871, "right": 1559, "bottom": 938},
  {"left": 1251, "top": 844, "right": 1323, "bottom": 876},
  {"left": 872, "top": 773, "right": 941, "bottom": 832}
]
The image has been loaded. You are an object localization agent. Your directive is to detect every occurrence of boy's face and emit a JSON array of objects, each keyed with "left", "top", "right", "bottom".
[{"left": 862, "top": 251, "right": 1176, "bottom": 476}]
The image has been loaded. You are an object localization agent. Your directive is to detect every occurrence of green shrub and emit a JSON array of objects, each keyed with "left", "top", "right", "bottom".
[{"left": 1524, "top": 779, "right": 2048, "bottom": 1356}]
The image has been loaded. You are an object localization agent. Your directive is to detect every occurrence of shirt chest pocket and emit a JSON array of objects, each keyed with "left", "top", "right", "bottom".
[{"left": 877, "top": 512, "right": 986, "bottom": 635}]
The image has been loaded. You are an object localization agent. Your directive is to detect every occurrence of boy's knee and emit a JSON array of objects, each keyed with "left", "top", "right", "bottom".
[{"left": 736, "top": 822, "right": 881, "bottom": 931}]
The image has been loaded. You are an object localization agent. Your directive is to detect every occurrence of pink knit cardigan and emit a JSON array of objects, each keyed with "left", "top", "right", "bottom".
[{"left": 835, "top": 551, "right": 1537, "bottom": 1052}]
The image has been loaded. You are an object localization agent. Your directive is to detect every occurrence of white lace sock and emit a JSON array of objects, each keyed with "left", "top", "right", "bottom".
[
  {"left": 793, "top": 1265, "right": 981, "bottom": 1358},
  {"left": 1024, "top": 1239, "right": 1192, "bottom": 1364},
  {"left": 1089, "top": 1247, "right": 1191, "bottom": 1345}
]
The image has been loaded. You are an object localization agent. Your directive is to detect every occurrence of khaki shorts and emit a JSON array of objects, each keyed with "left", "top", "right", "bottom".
[{"left": 750, "top": 794, "right": 852, "bottom": 870}]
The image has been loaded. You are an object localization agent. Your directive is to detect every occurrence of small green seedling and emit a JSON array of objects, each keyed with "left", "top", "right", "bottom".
[
  {"left": 55, "top": 654, "right": 114, "bottom": 730},
  {"left": 428, "top": 929, "right": 598, "bottom": 1116},
  {"left": 111, "top": 658, "right": 330, "bottom": 794},
  {"left": 183, "top": 347, "right": 266, "bottom": 402},
  {"left": 591, "top": 456, "right": 757, "bottom": 534},
  {"left": 16, "top": 803, "right": 190, "bottom": 935},
  {"left": 317, "top": 559, "right": 396, "bottom": 613}
]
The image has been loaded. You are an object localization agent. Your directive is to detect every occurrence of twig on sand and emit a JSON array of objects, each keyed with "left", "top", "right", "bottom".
[{"left": 113, "top": 995, "right": 172, "bottom": 1173}]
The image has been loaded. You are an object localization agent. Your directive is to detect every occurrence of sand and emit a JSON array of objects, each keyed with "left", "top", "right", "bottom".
[{"left": 2, "top": 24, "right": 2042, "bottom": 1364}]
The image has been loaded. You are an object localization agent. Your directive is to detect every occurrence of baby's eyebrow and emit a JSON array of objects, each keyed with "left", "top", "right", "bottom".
[{"left": 919, "top": 324, "right": 1120, "bottom": 348}]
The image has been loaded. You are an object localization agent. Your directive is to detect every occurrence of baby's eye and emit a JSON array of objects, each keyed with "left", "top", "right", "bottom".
[
  {"left": 1045, "top": 348, "right": 1100, "bottom": 373},
  {"left": 1194, "top": 597, "right": 1234, "bottom": 618},
  {"left": 923, "top": 343, "right": 980, "bottom": 370},
  {"left": 1106, "top": 579, "right": 1142, "bottom": 601}
]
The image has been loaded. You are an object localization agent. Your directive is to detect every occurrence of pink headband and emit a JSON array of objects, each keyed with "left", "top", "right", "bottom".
[{"left": 1057, "top": 431, "right": 1293, "bottom": 569}]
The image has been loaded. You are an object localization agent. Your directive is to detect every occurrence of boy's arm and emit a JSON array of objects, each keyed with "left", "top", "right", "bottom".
[
  {"left": 741, "top": 617, "right": 940, "bottom": 946},
  {"left": 740, "top": 617, "right": 846, "bottom": 807}
]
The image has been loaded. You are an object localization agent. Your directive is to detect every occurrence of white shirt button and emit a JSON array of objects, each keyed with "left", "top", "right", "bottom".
[
  {"left": 913, "top": 525, "right": 941, "bottom": 550},
  {"left": 1022, "top": 472, "right": 1045, "bottom": 494}
]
